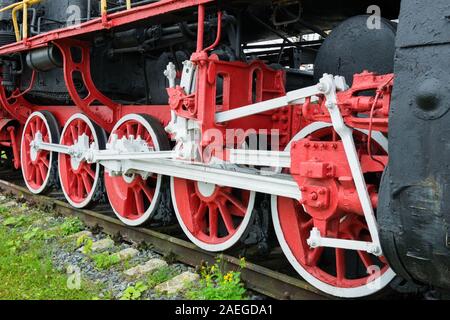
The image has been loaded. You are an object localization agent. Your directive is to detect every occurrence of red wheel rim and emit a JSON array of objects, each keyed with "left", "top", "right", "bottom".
[
  {"left": 59, "top": 114, "right": 102, "bottom": 208},
  {"left": 273, "top": 124, "right": 393, "bottom": 296},
  {"left": 276, "top": 197, "right": 390, "bottom": 288},
  {"left": 21, "top": 113, "right": 52, "bottom": 193},
  {"left": 172, "top": 177, "right": 255, "bottom": 250},
  {"left": 104, "top": 116, "right": 162, "bottom": 225}
]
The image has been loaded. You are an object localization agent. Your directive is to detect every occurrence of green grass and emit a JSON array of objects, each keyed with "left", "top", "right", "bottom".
[
  {"left": 0, "top": 205, "right": 102, "bottom": 300},
  {"left": 91, "top": 252, "right": 121, "bottom": 270},
  {"left": 186, "top": 258, "right": 248, "bottom": 300},
  {"left": 147, "top": 266, "right": 179, "bottom": 289}
]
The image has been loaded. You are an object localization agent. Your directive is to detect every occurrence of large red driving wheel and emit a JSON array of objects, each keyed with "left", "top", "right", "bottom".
[
  {"left": 58, "top": 113, "right": 107, "bottom": 208},
  {"left": 171, "top": 177, "right": 256, "bottom": 252},
  {"left": 104, "top": 114, "right": 170, "bottom": 226},
  {"left": 272, "top": 122, "right": 395, "bottom": 298},
  {"left": 21, "top": 111, "right": 60, "bottom": 194}
]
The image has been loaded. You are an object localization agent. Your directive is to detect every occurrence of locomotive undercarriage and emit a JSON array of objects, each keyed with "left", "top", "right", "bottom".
[{"left": 0, "top": 0, "right": 448, "bottom": 299}]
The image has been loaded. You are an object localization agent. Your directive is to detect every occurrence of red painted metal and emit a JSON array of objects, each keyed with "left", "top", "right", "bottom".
[
  {"left": 276, "top": 196, "right": 390, "bottom": 288},
  {"left": 54, "top": 39, "right": 120, "bottom": 133},
  {"left": 21, "top": 114, "right": 51, "bottom": 191},
  {"left": 203, "top": 11, "right": 223, "bottom": 52},
  {"left": 58, "top": 117, "right": 99, "bottom": 206},
  {"left": 301, "top": 72, "right": 393, "bottom": 134},
  {"left": 0, "top": 85, "right": 34, "bottom": 124},
  {"left": 0, "top": 0, "right": 215, "bottom": 56},
  {"left": 290, "top": 128, "right": 385, "bottom": 221},
  {"left": 104, "top": 118, "right": 160, "bottom": 220},
  {"left": 7, "top": 126, "right": 20, "bottom": 169},
  {"left": 167, "top": 56, "right": 285, "bottom": 158},
  {"left": 172, "top": 177, "right": 251, "bottom": 244},
  {"left": 277, "top": 126, "right": 390, "bottom": 289}
]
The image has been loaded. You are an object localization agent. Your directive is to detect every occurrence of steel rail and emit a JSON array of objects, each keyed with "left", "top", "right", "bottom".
[{"left": 0, "top": 178, "right": 328, "bottom": 300}]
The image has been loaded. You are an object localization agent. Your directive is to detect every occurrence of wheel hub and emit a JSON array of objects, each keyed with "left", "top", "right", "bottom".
[
  {"left": 69, "top": 133, "right": 91, "bottom": 171},
  {"left": 196, "top": 181, "right": 217, "bottom": 198}
]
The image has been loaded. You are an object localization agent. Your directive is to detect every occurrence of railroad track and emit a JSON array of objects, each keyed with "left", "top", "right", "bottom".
[{"left": 0, "top": 171, "right": 328, "bottom": 300}]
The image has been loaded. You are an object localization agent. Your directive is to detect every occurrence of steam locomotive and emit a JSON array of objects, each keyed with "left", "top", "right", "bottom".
[{"left": 0, "top": 0, "right": 448, "bottom": 298}]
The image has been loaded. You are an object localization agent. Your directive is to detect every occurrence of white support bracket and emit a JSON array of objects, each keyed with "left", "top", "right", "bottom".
[
  {"left": 215, "top": 84, "right": 322, "bottom": 123},
  {"left": 32, "top": 131, "right": 83, "bottom": 156},
  {"left": 310, "top": 74, "right": 383, "bottom": 256},
  {"left": 228, "top": 149, "right": 291, "bottom": 168},
  {"left": 307, "top": 227, "right": 382, "bottom": 255}
]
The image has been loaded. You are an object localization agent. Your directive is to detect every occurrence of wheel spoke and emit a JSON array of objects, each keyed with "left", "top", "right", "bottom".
[
  {"left": 220, "top": 192, "right": 247, "bottom": 217},
  {"left": 85, "top": 166, "right": 96, "bottom": 179},
  {"left": 217, "top": 202, "right": 236, "bottom": 234},
  {"left": 37, "top": 163, "right": 47, "bottom": 183},
  {"left": 193, "top": 202, "right": 207, "bottom": 232},
  {"left": 70, "top": 125, "right": 77, "bottom": 142},
  {"left": 336, "top": 249, "right": 346, "bottom": 283},
  {"left": 81, "top": 172, "right": 92, "bottom": 194},
  {"left": 136, "top": 124, "right": 144, "bottom": 138},
  {"left": 208, "top": 205, "right": 219, "bottom": 239},
  {"left": 30, "top": 121, "right": 36, "bottom": 137},
  {"left": 134, "top": 189, "right": 145, "bottom": 215},
  {"left": 35, "top": 166, "right": 41, "bottom": 185},
  {"left": 139, "top": 181, "right": 154, "bottom": 203},
  {"left": 77, "top": 175, "right": 84, "bottom": 199},
  {"left": 358, "top": 251, "right": 374, "bottom": 270},
  {"left": 40, "top": 155, "right": 49, "bottom": 168}
]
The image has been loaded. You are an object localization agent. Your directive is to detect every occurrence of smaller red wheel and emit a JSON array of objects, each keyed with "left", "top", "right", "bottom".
[
  {"left": 171, "top": 178, "right": 256, "bottom": 252},
  {"left": 104, "top": 114, "right": 170, "bottom": 226},
  {"left": 21, "top": 111, "right": 60, "bottom": 194},
  {"left": 58, "top": 114, "right": 107, "bottom": 208}
]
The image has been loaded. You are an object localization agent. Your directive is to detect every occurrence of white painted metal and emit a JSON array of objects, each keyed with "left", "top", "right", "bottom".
[
  {"left": 307, "top": 227, "right": 381, "bottom": 254},
  {"left": 229, "top": 149, "right": 291, "bottom": 168},
  {"left": 32, "top": 132, "right": 71, "bottom": 155},
  {"left": 215, "top": 84, "right": 322, "bottom": 123},
  {"left": 121, "top": 159, "right": 301, "bottom": 199},
  {"left": 317, "top": 74, "right": 383, "bottom": 256},
  {"left": 271, "top": 121, "right": 396, "bottom": 298},
  {"left": 196, "top": 181, "right": 216, "bottom": 197}
]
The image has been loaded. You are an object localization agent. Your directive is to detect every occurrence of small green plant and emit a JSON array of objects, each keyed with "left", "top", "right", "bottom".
[
  {"left": 6, "top": 239, "right": 22, "bottom": 254},
  {"left": 147, "top": 266, "right": 178, "bottom": 289},
  {"left": 120, "top": 281, "right": 148, "bottom": 300},
  {"left": 79, "top": 237, "right": 93, "bottom": 255},
  {"left": 60, "top": 217, "right": 84, "bottom": 236},
  {"left": 186, "top": 258, "right": 247, "bottom": 300},
  {"left": 91, "top": 252, "right": 121, "bottom": 270},
  {"left": 2, "top": 215, "right": 28, "bottom": 227},
  {"left": 0, "top": 206, "right": 9, "bottom": 215},
  {"left": 23, "top": 227, "right": 41, "bottom": 241}
]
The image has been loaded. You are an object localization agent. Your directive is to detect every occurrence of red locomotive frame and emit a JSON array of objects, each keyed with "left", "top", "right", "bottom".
[{"left": 0, "top": 1, "right": 396, "bottom": 298}]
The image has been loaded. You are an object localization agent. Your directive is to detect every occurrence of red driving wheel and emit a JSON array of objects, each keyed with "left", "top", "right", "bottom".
[
  {"left": 171, "top": 177, "right": 256, "bottom": 252},
  {"left": 104, "top": 114, "right": 170, "bottom": 226},
  {"left": 272, "top": 122, "right": 395, "bottom": 298},
  {"left": 58, "top": 113, "right": 106, "bottom": 208},
  {"left": 21, "top": 111, "right": 60, "bottom": 194}
]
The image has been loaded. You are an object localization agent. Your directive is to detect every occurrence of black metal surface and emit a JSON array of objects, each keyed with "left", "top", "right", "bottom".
[
  {"left": 378, "top": 0, "right": 450, "bottom": 294},
  {"left": 314, "top": 15, "right": 397, "bottom": 85}
]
